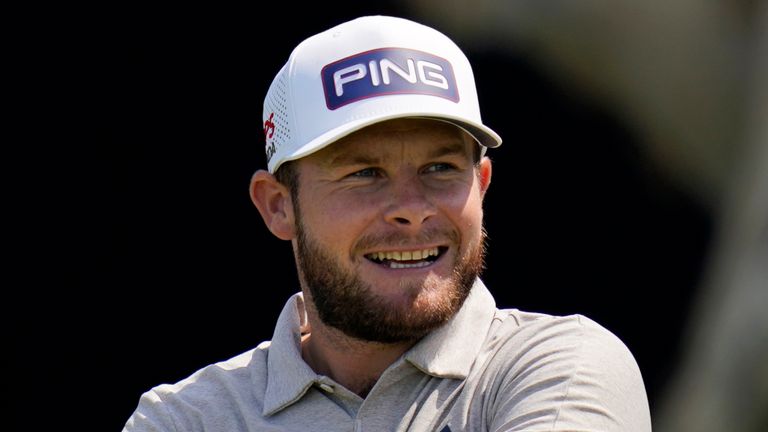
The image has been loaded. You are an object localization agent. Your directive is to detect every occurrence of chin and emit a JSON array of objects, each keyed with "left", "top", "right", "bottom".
[{"left": 396, "top": 275, "right": 462, "bottom": 317}]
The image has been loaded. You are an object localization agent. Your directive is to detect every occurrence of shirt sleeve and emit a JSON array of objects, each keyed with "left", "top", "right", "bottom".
[
  {"left": 488, "top": 314, "right": 652, "bottom": 432},
  {"left": 123, "top": 389, "right": 179, "bottom": 432}
]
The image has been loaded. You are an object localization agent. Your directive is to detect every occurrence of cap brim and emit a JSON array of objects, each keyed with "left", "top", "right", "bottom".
[{"left": 272, "top": 112, "right": 502, "bottom": 172}]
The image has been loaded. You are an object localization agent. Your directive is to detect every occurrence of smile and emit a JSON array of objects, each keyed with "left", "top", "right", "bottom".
[{"left": 365, "top": 247, "right": 446, "bottom": 269}]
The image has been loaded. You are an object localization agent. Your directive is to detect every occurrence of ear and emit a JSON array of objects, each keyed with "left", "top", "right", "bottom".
[
  {"left": 478, "top": 156, "right": 492, "bottom": 198},
  {"left": 249, "top": 169, "right": 295, "bottom": 240}
]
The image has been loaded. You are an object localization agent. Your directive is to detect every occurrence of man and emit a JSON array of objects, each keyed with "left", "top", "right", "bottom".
[{"left": 123, "top": 15, "right": 651, "bottom": 431}]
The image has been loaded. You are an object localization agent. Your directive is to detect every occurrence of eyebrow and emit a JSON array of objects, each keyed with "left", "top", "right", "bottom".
[{"left": 327, "top": 140, "right": 469, "bottom": 167}]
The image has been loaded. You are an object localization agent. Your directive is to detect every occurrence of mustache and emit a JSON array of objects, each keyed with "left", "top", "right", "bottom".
[{"left": 353, "top": 227, "right": 460, "bottom": 252}]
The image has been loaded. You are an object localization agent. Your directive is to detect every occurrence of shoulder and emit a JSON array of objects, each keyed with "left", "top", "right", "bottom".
[
  {"left": 124, "top": 343, "right": 272, "bottom": 432},
  {"left": 476, "top": 309, "right": 652, "bottom": 431},
  {"left": 491, "top": 309, "right": 637, "bottom": 363},
  {"left": 155, "top": 343, "right": 270, "bottom": 405}
]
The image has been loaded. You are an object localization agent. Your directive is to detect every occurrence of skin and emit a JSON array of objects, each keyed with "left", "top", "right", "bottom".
[{"left": 250, "top": 118, "right": 492, "bottom": 397}]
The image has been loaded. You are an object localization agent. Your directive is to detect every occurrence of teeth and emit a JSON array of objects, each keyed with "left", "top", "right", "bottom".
[
  {"left": 390, "top": 260, "right": 431, "bottom": 269},
  {"left": 369, "top": 247, "right": 439, "bottom": 262}
]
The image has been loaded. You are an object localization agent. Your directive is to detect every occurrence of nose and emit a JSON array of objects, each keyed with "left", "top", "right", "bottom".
[{"left": 382, "top": 175, "right": 437, "bottom": 229}]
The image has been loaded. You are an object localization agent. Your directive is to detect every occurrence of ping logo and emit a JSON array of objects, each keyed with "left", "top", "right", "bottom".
[{"left": 321, "top": 48, "right": 459, "bottom": 110}]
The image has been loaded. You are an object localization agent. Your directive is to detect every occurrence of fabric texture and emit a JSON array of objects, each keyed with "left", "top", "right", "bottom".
[{"left": 123, "top": 279, "right": 651, "bottom": 431}]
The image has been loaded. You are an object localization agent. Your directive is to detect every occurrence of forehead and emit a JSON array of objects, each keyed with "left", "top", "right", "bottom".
[{"left": 312, "top": 118, "right": 476, "bottom": 163}]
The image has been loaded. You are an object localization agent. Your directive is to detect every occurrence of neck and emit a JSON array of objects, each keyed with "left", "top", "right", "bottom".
[{"left": 301, "top": 316, "right": 414, "bottom": 398}]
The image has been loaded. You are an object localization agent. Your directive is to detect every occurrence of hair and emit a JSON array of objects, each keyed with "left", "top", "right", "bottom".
[{"left": 274, "top": 160, "right": 300, "bottom": 203}]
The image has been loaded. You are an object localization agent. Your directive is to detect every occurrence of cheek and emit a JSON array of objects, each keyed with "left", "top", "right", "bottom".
[
  {"left": 450, "top": 190, "right": 485, "bottom": 236},
  {"left": 462, "top": 203, "right": 484, "bottom": 233},
  {"left": 300, "top": 193, "right": 375, "bottom": 243}
]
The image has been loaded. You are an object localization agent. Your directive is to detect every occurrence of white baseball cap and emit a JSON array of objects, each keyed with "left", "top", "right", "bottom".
[{"left": 262, "top": 15, "right": 502, "bottom": 173}]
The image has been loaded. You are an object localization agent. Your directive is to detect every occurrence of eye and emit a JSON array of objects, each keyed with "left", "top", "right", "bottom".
[
  {"left": 349, "top": 167, "right": 381, "bottom": 178},
  {"left": 423, "top": 163, "right": 457, "bottom": 173}
]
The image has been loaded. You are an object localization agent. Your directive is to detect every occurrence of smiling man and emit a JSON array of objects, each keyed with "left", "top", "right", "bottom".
[
  {"left": 123, "top": 15, "right": 652, "bottom": 432},
  {"left": 273, "top": 118, "right": 489, "bottom": 398}
]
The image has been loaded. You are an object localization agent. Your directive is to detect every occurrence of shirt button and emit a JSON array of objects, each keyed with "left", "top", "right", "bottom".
[{"left": 318, "top": 383, "right": 335, "bottom": 393}]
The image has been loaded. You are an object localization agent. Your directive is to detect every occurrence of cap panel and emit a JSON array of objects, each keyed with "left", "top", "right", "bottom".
[
  {"left": 263, "top": 65, "right": 296, "bottom": 168},
  {"left": 263, "top": 15, "right": 502, "bottom": 173}
]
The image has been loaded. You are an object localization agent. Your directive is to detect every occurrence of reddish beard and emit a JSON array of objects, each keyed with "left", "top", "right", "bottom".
[{"left": 294, "top": 215, "right": 486, "bottom": 344}]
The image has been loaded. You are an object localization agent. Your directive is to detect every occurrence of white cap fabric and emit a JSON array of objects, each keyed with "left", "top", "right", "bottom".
[{"left": 262, "top": 15, "right": 502, "bottom": 173}]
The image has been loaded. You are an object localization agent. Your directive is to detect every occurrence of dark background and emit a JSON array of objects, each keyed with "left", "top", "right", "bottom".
[{"left": 17, "top": 3, "right": 713, "bottom": 430}]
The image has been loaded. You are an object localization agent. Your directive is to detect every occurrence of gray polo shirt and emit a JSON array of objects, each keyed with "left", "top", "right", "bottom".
[{"left": 123, "top": 279, "right": 651, "bottom": 431}]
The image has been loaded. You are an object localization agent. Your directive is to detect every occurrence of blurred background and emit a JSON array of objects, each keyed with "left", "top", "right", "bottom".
[{"left": 17, "top": 1, "right": 766, "bottom": 431}]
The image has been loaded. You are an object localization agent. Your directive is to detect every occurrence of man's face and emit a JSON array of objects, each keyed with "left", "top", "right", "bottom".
[{"left": 292, "top": 118, "right": 491, "bottom": 343}]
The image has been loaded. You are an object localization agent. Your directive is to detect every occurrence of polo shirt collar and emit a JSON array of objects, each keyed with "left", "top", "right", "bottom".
[
  {"left": 262, "top": 293, "right": 319, "bottom": 416},
  {"left": 404, "top": 278, "right": 496, "bottom": 378},
  {"left": 261, "top": 278, "right": 497, "bottom": 416}
]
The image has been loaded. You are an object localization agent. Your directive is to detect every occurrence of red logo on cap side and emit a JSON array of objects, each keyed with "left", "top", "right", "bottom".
[
  {"left": 264, "top": 112, "right": 277, "bottom": 163},
  {"left": 264, "top": 112, "right": 275, "bottom": 138}
]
